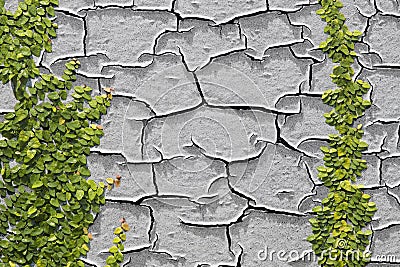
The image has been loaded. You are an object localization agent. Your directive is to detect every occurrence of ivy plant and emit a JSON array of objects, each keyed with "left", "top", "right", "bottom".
[
  {"left": 307, "top": 1, "right": 378, "bottom": 266},
  {"left": 105, "top": 218, "right": 130, "bottom": 267},
  {"left": 0, "top": 0, "right": 115, "bottom": 266}
]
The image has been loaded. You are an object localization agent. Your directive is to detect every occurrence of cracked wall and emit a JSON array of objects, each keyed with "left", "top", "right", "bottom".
[{"left": 2, "top": 0, "right": 400, "bottom": 266}]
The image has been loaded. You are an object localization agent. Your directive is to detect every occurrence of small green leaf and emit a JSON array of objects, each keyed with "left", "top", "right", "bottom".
[
  {"left": 0, "top": 240, "right": 9, "bottom": 249},
  {"left": 88, "top": 189, "right": 96, "bottom": 201},
  {"left": 32, "top": 180, "right": 44, "bottom": 189},
  {"left": 76, "top": 190, "right": 84, "bottom": 200},
  {"left": 343, "top": 158, "right": 351, "bottom": 170},
  {"left": 50, "top": 198, "right": 59, "bottom": 207},
  {"left": 358, "top": 141, "right": 368, "bottom": 149},
  {"left": 109, "top": 245, "right": 119, "bottom": 254},
  {"left": 114, "top": 227, "right": 123, "bottom": 235},
  {"left": 47, "top": 92, "right": 59, "bottom": 101},
  {"left": 27, "top": 150, "right": 37, "bottom": 160},
  {"left": 5, "top": 198, "right": 13, "bottom": 207},
  {"left": 106, "top": 256, "right": 116, "bottom": 264},
  {"left": 27, "top": 206, "right": 37, "bottom": 215},
  {"left": 20, "top": 46, "right": 31, "bottom": 56},
  {"left": 362, "top": 194, "right": 371, "bottom": 200},
  {"left": 120, "top": 233, "right": 126, "bottom": 241}
]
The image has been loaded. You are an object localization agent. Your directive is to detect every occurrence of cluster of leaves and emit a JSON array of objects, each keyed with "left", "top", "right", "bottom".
[
  {"left": 0, "top": 59, "right": 112, "bottom": 266},
  {"left": 0, "top": 0, "right": 58, "bottom": 98},
  {"left": 0, "top": 0, "right": 118, "bottom": 266},
  {"left": 106, "top": 174, "right": 121, "bottom": 190},
  {"left": 105, "top": 218, "right": 130, "bottom": 267},
  {"left": 307, "top": 1, "right": 377, "bottom": 266}
]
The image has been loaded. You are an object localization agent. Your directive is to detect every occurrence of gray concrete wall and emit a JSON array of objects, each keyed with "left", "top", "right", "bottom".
[{"left": 2, "top": 0, "right": 400, "bottom": 266}]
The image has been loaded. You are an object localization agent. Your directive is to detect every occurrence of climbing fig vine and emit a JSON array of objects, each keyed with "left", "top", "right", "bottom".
[
  {"left": 0, "top": 0, "right": 117, "bottom": 266},
  {"left": 307, "top": 0, "right": 378, "bottom": 266},
  {"left": 105, "top": 218, "right": 130, "bottom": 267}
]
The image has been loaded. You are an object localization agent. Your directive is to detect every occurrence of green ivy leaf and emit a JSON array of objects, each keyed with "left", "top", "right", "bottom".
[
  {"left": 109, "top": 245, "right": 119, "bottom": 254},
  {"left": 88, "top": 189, "right": 96, "bottom": 201},
  {"left": 47, "top": 91, "right": 59, "bottom": 101},
  {"left": 114, "top": 227, "right": 123, "bottom": 235},
  {"left": 27, "top": 206, "right": 37, "bottom": 215},
  {"left": 106, "top": 256, "right": 116, "bottom": 264},
  {"left": 50, "top": 198, "right": 59, "bottom": 207},
  {"left": 76, "top": 189, "right": 84, "bottom": 201},
  {"left": 32, "top": 180, "right": 44, "bottom": 188}
]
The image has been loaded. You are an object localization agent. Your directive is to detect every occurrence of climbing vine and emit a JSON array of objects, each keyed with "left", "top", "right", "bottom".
[
  {"left": 105, "top": 217, "right": 130, "bottom": 267},
  {"left": 0, "top": 0, "right": 127, "bottom": 266},
  {"left": 307, "top": 0, "right": 378, "bottom": 266}
]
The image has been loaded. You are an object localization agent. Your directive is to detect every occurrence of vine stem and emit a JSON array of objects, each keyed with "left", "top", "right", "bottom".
[{"left": 307, "top": 1, "right": 377, "bottom": 266}]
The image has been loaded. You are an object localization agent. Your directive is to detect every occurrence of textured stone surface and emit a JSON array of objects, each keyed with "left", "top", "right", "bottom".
[
  {"left": 174, "top": 0, "right": 267, "bottom": 24},
  {"left": 134, "top": 0, "right": 171, "bottom": 9},
  {"left": 155, "top": 19, "right": 245, "bottom": 70},
  {"left": 371, "top": 225, "right": 400, "bottom": 263},
  {"left": 57, "top": 0, "right": 94, "bottom": 14},
  {"left": 309, "top": 58, "right": 337, "bottom": 93},
  {"left": 275, "top": 95, "right": 302, "bottom": 113},
  {"left": 365, "top": 188, "right": 400, "bottom": 230},
  {"left": 154, "top": 152, "right": 226, "bottom": 199},
  {"left": 180, "top": 177, "right": 248, "bottom": 224},
  {"left": 87, "top": 153, "right": 156, "bottom": 201},
  {"left": 288, "top": 5, "right": 328, "bottom": 48},
  {"left": 101, "top": 54, "right": 201, "bottom": 116},
  {"left": 361, "top": 69, "right": 400, "bottom": 120},
  {"left": 85, "top": 9, "right": 177, "bottom": 64},
  {"left": 229, "top": 211, "right": 315, "bottom": 267},
  {"left": 357, "top": 155, "right": 381, "bottom": 187},
  {"left": 197, "top": 49, "right": 311, "bottom": 110},
  {"left": 361, "top": 121, "right": 399, "bottom": 155},
  {"left": 96, "top": 96, "right": 144, "bottom": 155},
  {"left": 142, "top": 197, "right": 235, "bottom": 266},
  {"left": 95, "top": 0, "right": 133, "bottom": 7},
  {"left": 289, "top": 1, "right": 369, "bottom": 48},
  {"left": 298, "top": 185, "right": 330, "bottom": 214},
  {"left": 87, "top": 202, "right": 152, "bottom": 262},
  {"left": 50, "top": 53, "right": 110, "bottom": 77},
  {"left": 229, "top": 143, "right": 314, "bottom": 213},
  {"left": 238, "top": 12, "right": 303, "bottom": 59},
  {"left": 309, "top": 57, "right": 361, "bottom": 93},
  {"left": 365, "top": 15, "right": 400, "bottom": 66},
  {"left": 4, "top": 0, "right": 20, "bottom": 12},
  {"left": 142, "top": 106, "right": 276, "bottom": 161},
  {"left": 298, "top": 139, "right": 328, "bottom": 185},
  {"left": 120, "top": 249, "right": 187, "bottom": 266},
  {"left": 1, "top": 0, "right": 400, "bottom": 265},
  {"left": 279, "top": 97, "right": 332, "bottom": 147},
  {"left": 344, "top": 0, "right": 376, "bottom": 17},
  {"left": 376, "top": 0, "right": 400, "bottom": 15},
  {"left": 0, "top": 83, "right": 17, "bottom": 112},
  {"left": 382, "top": 157, "right": 400, "bottom": 188},
  {"left": 41, "top": 12, "right": 85, "bottom": 67},
  {"left": 269, "top": 0, "right": 309, "bottom": 12}
]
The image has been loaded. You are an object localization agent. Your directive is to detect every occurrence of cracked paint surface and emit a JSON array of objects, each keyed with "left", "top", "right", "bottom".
[{"left": 3, "top": 0, "right": 400, "bottom": 266}]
